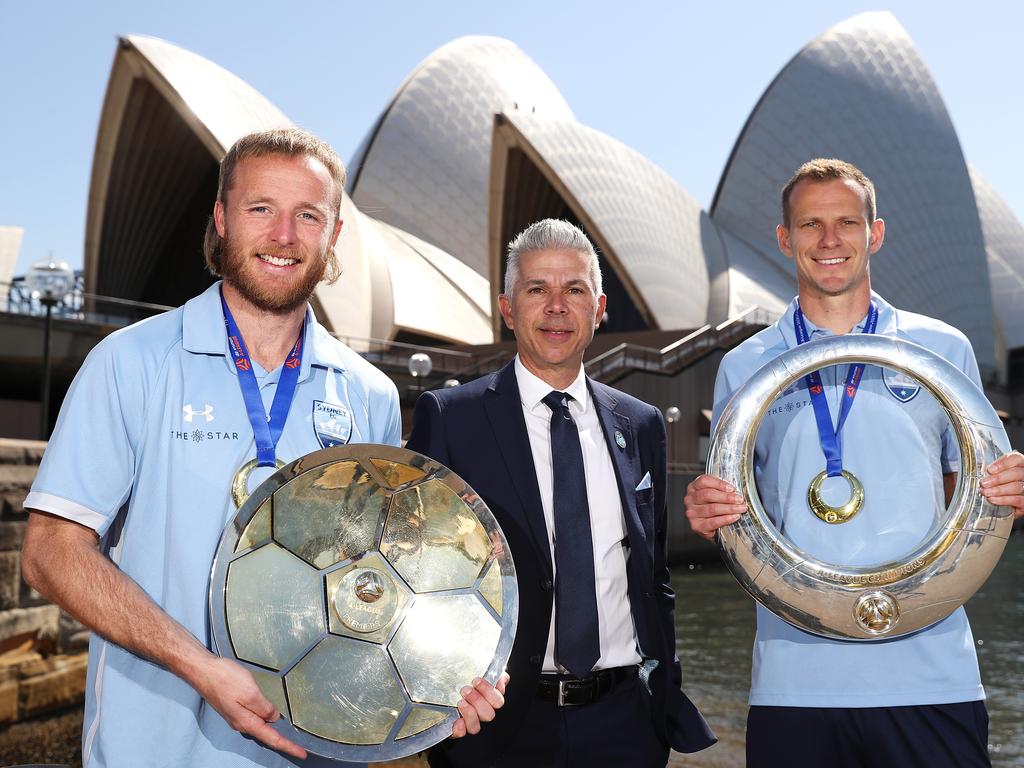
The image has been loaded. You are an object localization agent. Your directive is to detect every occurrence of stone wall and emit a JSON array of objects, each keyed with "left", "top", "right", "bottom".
[{"left": 0, "top": 437, "right": 88, "bottom": 731}]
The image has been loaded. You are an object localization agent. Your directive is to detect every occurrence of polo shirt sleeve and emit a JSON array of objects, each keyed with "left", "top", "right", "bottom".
[
  {"left": 710, "top": 353, "right": 744, "bottom": 433},
  {"left": 25, "top": 335, "right": 144, "bottom": 536},
  {"left": 374, "top": 378, "right": 402, "bottom": 447}
]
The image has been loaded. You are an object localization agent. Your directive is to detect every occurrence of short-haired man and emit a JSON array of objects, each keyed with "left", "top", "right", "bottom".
[
  {"left": 21, "top": 128, "right": 503, "bottom": 767},
  {"left": 407, "top": 219, "right": 715, "bottom": 767},
  {"left": 685, "top": 159, "right": 1024, "bottom": 767}
]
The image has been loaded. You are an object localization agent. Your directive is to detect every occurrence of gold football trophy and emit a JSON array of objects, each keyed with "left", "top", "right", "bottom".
[{"left": 209, "top": 445, "right": 518, "bottom": 762}]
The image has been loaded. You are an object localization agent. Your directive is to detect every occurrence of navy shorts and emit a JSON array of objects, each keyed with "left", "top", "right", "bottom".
[{"left": 746, "top": 701, "right": 990, "bottom": 768}]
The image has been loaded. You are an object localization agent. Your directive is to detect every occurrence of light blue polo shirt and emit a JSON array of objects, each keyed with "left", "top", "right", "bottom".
[
  {"left": 713, "top": 292, "right": 984, "bottom": 708},
  {"left": 26, "top": 282, "right": 400, "bottom": 767}
]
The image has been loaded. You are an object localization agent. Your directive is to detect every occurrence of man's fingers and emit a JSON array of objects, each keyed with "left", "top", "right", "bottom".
[
  {"left": 985, "top": 451, "right": 1024, "bottom": 476},
  {"left": 450, "top": 717, "right": 467, "bottom": 739},
  {"left": 982, "top": 493, "right": 1024, "bottom": 510},
  {"left": 235, "top": 708, "right": 307, "bottom": 759},
  {"left": 687, "top": 500, "right": 747, "bottom": 522},
  {"left": 687, "top": 474, "right": 737, "bottom": 495},
  {"left": 495, "top": 672, "right": 510, "bottom": 695},
  {"left": 705, "top": 501, "right": 748, "bottom": 517},
  {"left": 456, "top": 697, "right": 481, "bottom": 735},
  {"left": 981, "top": 466, "right": 1023, "bottom": 488},
  {"left": 461, "top": 683, "right": 498, "bottom": 722},
  {"left": 692, "top": 513, "right": 743, "bottom": 537},
  {"left": 980, "top": 480, "right": 1024, "bottom": 499},
  {"left": 690, "top": 486, "right": 745, "bottom": 506},
  {"left": 240, "top": 690, "right": 278, "bottom": 722},
  {"left": 471, "top": 677, "right": 505, "bottom": 710}
]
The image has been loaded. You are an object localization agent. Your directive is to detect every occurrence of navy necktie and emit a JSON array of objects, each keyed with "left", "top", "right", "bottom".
[{"left": 542, "top": 390, "right": 600, "bottom": 678}]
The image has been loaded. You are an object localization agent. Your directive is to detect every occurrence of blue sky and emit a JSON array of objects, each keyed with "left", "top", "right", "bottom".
[{"left": 2, "top": 1, "right": 1021, "bottom": 278}]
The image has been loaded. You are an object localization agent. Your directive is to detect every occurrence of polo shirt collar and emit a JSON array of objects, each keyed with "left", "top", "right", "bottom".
[
  {"left": 182, "top": 281, "right": 347, "bottom": 380},
  {"left": 778, "top": 290, "right": 897, "bottom": 349},
  {"left": 514, "top": 355, "right": 590, "bottom": 415}
]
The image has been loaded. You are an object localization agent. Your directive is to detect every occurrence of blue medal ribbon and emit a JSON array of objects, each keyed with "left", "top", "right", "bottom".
[
  {"left": 794, "top": 302, "right": 878, "bottom": 477},
  {"left": 221, "top": 290, "right": 304, "bottom": 467}
]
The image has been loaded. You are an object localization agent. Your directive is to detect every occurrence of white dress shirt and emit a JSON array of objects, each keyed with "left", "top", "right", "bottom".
[{"left": 514, "top": 356, "right": 642, "bottom": 673}]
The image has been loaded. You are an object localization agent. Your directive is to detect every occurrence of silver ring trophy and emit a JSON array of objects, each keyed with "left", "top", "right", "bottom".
[
  {"left": 209, "top": 445, "right": 518, "bottom": 762},
  {"left": 708, "top": 334, "right": 1013, "bottom": 640}
]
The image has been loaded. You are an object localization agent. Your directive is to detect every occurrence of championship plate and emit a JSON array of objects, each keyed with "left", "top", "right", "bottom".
[
  {"left": 208, "top": 445, "right": 518, "bottom": 762},
  {"left": 708, "top": 334, "right": 1013, "bottom": 641}
]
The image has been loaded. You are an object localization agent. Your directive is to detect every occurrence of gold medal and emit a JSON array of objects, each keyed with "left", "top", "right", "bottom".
[
  {"left": 807, "top": 469, "right": 864, "bottom": 524},
  {"left": 231, "top": 458, "right": 286, "bottom": 509}
]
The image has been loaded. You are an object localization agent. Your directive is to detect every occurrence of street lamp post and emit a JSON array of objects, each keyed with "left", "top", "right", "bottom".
[
  {"left": 407, "top": 352, "right": 433, "bottom": 401},
  {"left": 664, "top": 405, "right": 682, "bottom": 473},
  {"left": 26, "top": 260, "right": 75, "bottom": 439}
]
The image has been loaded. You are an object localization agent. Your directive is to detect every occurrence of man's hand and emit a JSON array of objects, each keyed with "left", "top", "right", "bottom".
[
  {"left": 22, "top": 511, "right": 308, "bottom": 759},
  {"left": 980, "top": 450, "right": 1024, "bottom": 520},
  {"left": 683, "top": 474, "right": 747, "bottom": 541},
  {"left": 189, "top": 655, "right": 307, "bottom": 759},
  {"left": 450, "top": 673, "right": 509, "bottom": 738}
]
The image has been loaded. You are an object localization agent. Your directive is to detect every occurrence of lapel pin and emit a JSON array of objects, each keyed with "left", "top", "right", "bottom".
[{"left": 614, "top": 429, "right": 626, "bottom": 449}]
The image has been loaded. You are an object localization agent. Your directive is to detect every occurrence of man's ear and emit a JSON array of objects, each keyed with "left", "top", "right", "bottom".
[
  {"left": 777, "top": 223, "right": 794, "bottom": 260},
  {"left": 868, "top": 218, "right": 885, "bottom": 255},
  {"left": 330, "top": 218, "right": 343, "bottom": 249},
  {"left": 498, "top": 294, "right": 515, "bottom": 331},
  {"left": 213, "top": 200, "right": 227, "bottom": 238}
]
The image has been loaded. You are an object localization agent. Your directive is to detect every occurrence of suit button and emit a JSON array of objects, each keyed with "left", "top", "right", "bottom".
[
  {"left": 530, "top": 654, "right": 543, "bottom": 665},
  {"left": 541, "top": 579, "right": 553, "bottom": 591}
]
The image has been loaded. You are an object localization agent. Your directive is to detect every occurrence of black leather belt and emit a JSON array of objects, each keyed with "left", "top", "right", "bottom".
[{"left": 536, "top": 666, "right": 637, "bottom": 707}]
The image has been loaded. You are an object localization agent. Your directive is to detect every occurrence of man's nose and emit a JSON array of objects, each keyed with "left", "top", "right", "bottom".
[
  {"left": 819, "top": 224, "right": 841, "bottom": 248},
  {"left": 270, "top": 214, "right": 297, "bottom": 245},
  {"left": 545, "top": 292, "right": 568, "bottom": 313}
]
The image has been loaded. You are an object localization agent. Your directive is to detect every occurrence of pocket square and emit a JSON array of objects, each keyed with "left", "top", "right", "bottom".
[{"left": 635, "top": 471, "right": 652, "bottom": 492}]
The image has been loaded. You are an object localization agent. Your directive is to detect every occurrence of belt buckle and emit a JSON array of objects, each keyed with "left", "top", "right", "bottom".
[{"left": 556, "top": 679, "right": 574, "bottom": 707}]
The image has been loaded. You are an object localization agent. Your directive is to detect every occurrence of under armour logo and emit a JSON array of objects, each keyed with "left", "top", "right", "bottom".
[{"left": 183, "top": 404, "right": 214, "bottom": 423}]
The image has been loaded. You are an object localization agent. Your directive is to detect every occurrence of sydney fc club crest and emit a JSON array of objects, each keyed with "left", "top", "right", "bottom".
[
  {"left": 313, "top": 401, "right": 352, "bottom": 448},
  {"left": 882, "top": 369, "right": 921, "bottom": 403}
]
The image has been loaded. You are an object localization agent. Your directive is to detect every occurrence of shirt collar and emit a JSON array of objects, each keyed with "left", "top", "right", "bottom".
[
  {"left": 778, "top": 290, "right": 897, "bottom": 348},
  {"left": 514, "top": 355, "right": 590, "bottom": 415},
  {"left": 182, "top": 281, "right": 348, "bottom": 380}
]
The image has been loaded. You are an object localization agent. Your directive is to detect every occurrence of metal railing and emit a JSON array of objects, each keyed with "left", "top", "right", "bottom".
[
  {"left": 3, "top": 273, "right": 778, "bottom": 388},
  {"left": 585, "top": 306, "right": 777, "bottom": 381},
  {"left": 331, "top": 333, "right": 476, "bottom": 375},
  {"left": 3, "top": 274, "right": 173, "bottom": 327}
]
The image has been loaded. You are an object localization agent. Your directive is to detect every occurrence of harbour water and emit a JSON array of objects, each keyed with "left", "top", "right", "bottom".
[{"left": 669, "top": 534, "right": 1024, "bottom": 767}]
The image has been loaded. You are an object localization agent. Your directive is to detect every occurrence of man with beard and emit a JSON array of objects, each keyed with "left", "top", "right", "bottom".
[{"left": 21, "top": 129, "right": 504, "bottom": 768}]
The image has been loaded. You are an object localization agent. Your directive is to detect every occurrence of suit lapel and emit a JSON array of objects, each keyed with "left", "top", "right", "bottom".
[
  {"left": 589, "top": 379, "right": 650, "bottom": 561},
  {"left": 484, "top": 363, "right": 554, "bottom": 578}
]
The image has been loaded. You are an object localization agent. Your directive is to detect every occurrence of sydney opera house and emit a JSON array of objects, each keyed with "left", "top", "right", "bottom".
[{"left": 5, "top": 12, "right": 1024, "bottom": 543}]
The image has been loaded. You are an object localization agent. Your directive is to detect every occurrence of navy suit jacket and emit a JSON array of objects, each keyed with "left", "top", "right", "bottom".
[{"left": 406, "top": 361, "right": 715, "bottom": 767}]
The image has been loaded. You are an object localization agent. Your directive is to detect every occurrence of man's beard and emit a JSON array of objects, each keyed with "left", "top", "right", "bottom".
[{"left": 220, "top": 236, "right": 327, "bottom": 313}]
